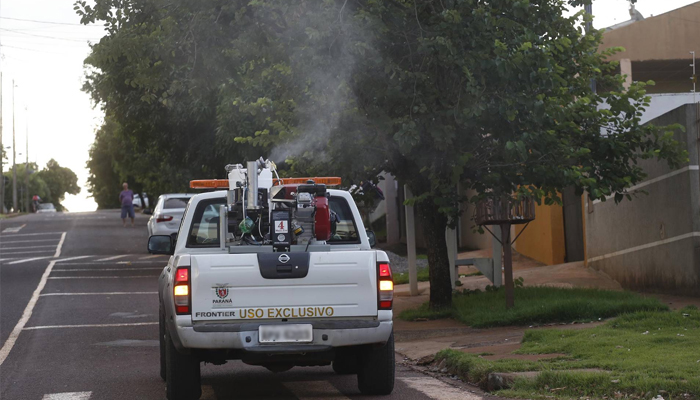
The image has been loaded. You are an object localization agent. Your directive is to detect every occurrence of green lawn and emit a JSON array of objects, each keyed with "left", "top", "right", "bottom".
[
  {"left": 437, "top": 307, "right": 700, "bottom": 399},
  {"left": 393, "top": 267, "right": 430, "bottom": 285},
  {"left": 393, "top": 267, "right": 480, "bottom": 286},
  {"left": 399, "top": 287, "right": 668, "bottom": 328}
]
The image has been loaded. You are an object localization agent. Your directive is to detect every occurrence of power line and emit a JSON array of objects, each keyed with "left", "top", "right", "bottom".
[
  {"left": 1, "top": 37, "right": 91, "bottom": 48},
  {"left": 0, "top": 28, "right": 102, "bottom": 42},
  {"left": 0, "top": 44, "right": 76, "bottom": 55},
  {"left": 0, "top": 16, "right": 89, "bottom": 26}
]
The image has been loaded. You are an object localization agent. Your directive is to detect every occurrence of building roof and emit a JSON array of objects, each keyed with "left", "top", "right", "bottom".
[
  {"left": 605, "top": 4, "right": 645, "bottom": 31},
  {"left": 601, "top": 1, "right": 700, "bottom": 62}
]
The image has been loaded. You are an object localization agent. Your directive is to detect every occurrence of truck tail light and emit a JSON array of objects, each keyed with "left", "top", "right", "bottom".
[
  {"left": 156, "top": 214, "right": 173, "bottom": 223},
  {"left": 174, "top": 267, "right": 191, "bottom": 315},
  {"left": 378, "top": 262, "right": 393, "bottom": 310}
]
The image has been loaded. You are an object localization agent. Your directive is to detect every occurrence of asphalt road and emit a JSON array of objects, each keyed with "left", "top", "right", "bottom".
[{"left": 0, "top": 211, "right": 496, "bottom": 400}]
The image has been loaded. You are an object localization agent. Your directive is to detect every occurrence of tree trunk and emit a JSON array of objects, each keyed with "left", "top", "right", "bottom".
[
  {"left": 501, "top": 223, "right": 515, "bottom": 309},
  {"left": 417, "top": 201, "right": 453, "bottom": 310}
]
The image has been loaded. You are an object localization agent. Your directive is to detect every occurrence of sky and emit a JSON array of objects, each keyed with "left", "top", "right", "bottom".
[{"left": 0, "top": 0, "right": 698, "bottom": 213}]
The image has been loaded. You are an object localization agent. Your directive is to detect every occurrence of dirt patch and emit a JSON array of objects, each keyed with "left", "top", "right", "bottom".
[
  {"left": 395, "top": 321, "right": 606, "bottom": 362},
  {"left": 482, "top": 352, "right": 566, "bottom": 361},
  {"left": 644, "top": 293, "right": 700, "bottom": 311}
]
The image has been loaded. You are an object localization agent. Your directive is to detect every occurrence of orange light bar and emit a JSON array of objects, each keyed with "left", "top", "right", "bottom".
[
  {"left": 190, "top": 179, "right": 229, "bottom": 189},
  {"left": 273, "top": 177, "right": 342, "bottom": 186}
]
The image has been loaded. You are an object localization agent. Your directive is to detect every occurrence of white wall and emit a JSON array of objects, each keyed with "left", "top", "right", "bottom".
[{"left": 641, "top": 93, "right": 699, "bottom": 124}]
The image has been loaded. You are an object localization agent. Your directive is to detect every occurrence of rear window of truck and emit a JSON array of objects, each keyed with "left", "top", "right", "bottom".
[
  {"left": 187, "top": 198, "right": 225, "bottom": 247},
  {"left": 328, "top": 197, "right": 360, "bottom": 244}
]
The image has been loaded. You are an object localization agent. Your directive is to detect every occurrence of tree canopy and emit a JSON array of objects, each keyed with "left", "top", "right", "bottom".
[
  {"left": 79, "top": 0, "right": 686, "bottom": 308},
  {"left": 3, "top": 159, "right": 79, "bottom": 212}
]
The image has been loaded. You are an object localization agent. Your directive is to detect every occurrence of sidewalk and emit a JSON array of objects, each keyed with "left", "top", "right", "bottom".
[{"left": 393, "top": 250, "right": 700, "bottom": 363}]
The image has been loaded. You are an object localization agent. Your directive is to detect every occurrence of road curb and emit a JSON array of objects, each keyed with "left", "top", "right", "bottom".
[{"left": 394, "top": 326, "right": 475, "bottom": 342}]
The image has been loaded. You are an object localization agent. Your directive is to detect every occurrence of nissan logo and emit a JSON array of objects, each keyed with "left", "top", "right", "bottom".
[{"left": 278, "top": 254, "right": 290, "bottom": 263}]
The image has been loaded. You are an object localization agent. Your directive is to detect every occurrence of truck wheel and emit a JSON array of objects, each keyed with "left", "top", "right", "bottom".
[
  {"left": 159, "top": 303, "right": 166, "bottom": 381},
  {"left": 332, "top": 348, "right": 358, "bottom": 375},
  {"left": 357, "top": 332, "right": 395, "bottom": 395},
  {"left": 165, "top": 328, "right": 201, "bottom": 400}
]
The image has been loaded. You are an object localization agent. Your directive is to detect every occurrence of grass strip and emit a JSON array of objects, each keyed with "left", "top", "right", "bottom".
[
  {"left": 393, "top": 267, "right": 430, "bottom": 285},
  {"left": 393, "top": 267, "right": 480, "bottom": 286},
  {"left": 399, "top": 287, "right": 667, "bottom": 328},
  {"left": 436, "top": 307, "right": 700, "bottom": 399}
]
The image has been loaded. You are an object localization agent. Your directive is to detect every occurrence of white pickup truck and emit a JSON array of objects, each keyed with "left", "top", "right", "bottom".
[{"left": 148, "top": 159, "right": 395, "bottom": 400}]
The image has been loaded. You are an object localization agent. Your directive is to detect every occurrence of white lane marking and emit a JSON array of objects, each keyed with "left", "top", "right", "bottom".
[
  {"left": 7, "top": 256, "right": 53, "bottom": 265},
  {"left": 40, "top": 292, "right": 158, "bottom": 297},
  {"left": 42, "top": 392, "right": 92, "bottom": 400},
  {"left": 399, "top": 377, "right": 483, "bottom": 400},
  {"left": 139, "top": 254, "right": 162, "bottom": 260},
  {"left": 24, "top": 322, "right": 158, "bottom": 330},
  {"left": 0, "top": 238, "right": 60, "bottom": 244},
  {"left": 0, "top": 231, "right": 63, "bottom": 237},
  {"left": 53, "top": 232, "right": 67, "bottom": 258},
  {"left": 0, "top": 250, "right": 54, "bottom": 255},
  {"left": 55, "top": 256, "right": 93, "bottom": 263},
  {"left": 284, "top": 381, "right": 351, "bottom": 399},
  {"left": 201, "top": 385, "right": 216, "bottom": 400},
  {"left": 0, "top": 261, "right": 56, "bottom": 366},
  {"left": 52, "top": 267, "right": 162, "bottom": 272},
  {"left": 117, "top": 260, "right": 166, "bottom": 264},
  {"left": 0, "top": 245, "right": 57, "bottom": 250},
  {"left": 2, "top": 224, "right": 26, "bottom": 233},
  {"left": 95, "top": 255, "right": 128, "bottom": 262},
  {"left": 48, "top": 260, "right": 165, "bottom": 266},
  {"left": 47, "top": 276, "right": 155, "bottom": 280}
]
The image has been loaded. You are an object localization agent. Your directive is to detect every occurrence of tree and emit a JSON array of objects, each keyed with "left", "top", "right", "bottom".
[
  {"left": 341, "top": 0, "right": 685, "bottom": 308},
  {"left": 37, "top": 159, "right": 80, "bottom": 211},
  {"left": 3, "top": 163, "right": 50, "bottom": 212},
  {"left": 78, "top": 0, "right": 686, "bottom": 310}
]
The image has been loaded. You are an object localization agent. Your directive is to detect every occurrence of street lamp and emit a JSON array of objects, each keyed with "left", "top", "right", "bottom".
[{"left": 11, "top": 80, "right": 18, "bottom": 213}]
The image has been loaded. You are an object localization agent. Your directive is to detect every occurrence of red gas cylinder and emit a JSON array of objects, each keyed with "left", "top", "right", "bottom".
[{"left": 314, "top": 196, "right": 331, "bottom": 241}]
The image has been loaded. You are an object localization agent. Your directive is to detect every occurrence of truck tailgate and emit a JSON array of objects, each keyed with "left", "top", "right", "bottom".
[{"left": 189, "top": 251, "right": 377, "bottom": 321}]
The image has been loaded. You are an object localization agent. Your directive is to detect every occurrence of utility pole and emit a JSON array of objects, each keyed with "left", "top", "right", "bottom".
[
  {"left": 691, "top": 51, "right": 697, "bottom": 103},
  {"left": 11, "top": 79, "right": 16, "bottom": 213},
  {"left": 25, "top": 106, "right": 29, "bottom": 213},
  {"left": 0, "top": 72, "right": 4, "bottom": 214},
  {"left": 0, "top": 1, "right": 4, "bottom": 214},
  {"left": 584, "top": 3, "right": 596, "bottom": 93}
]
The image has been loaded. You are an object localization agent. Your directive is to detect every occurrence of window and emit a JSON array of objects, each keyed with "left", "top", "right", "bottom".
[
  {"left": 328, "top": 197, "right": 359, "bottom": 244},
  {"left": 187, "top": 198, "right": 225, "bottom": 247},
  {"left": 164, "top": 197, "right": 190, "bottom": 209},
  {"left": 176, "top": 202, "right": 190, "bottom": 237}
]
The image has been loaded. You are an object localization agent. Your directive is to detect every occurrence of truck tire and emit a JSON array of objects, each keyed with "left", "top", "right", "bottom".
[
  {"left": 332, "top": 348, "right": 358, "bottom": 375},
  {"left": 159, "top": 303, "right": 166, "bottom": 381},
  {"left": 357, "top": 332, "right": 395, "bottom": 395},
  {"left": 165, "top": 328, "right": 201, "bottom": 400}
]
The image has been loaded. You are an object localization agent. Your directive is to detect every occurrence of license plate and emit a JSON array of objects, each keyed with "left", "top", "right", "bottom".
[{"left": 258, "top": 324, "right": 313, "bottom": 344}]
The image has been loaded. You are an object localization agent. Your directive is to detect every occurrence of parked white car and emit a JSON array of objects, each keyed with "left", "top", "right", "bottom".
[
  {"left": 36, "top": 203, "right": 57, "bottom": 213},
  {"left": 147, "top": 194, "right": 194, "bottom": 237},
  {"left": 133, "top": 193, "right": 150, "bottom": 209}
]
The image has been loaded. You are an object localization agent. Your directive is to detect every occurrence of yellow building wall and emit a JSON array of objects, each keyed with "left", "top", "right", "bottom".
[{"left": 515, "top": 201, "right": 566, "bottom": 265}]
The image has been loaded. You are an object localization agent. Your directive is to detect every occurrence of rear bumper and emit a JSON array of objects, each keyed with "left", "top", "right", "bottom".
[
  {"left": 173, "top": 320, "right": 393, "bottom": 351},
  {"left": 151, "top": 224, "right": 178, "bottom": 236}
]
